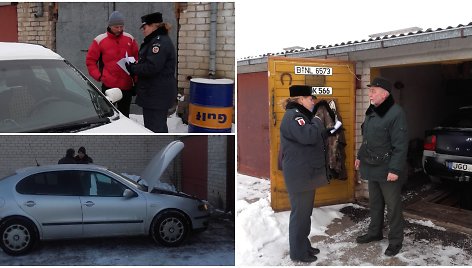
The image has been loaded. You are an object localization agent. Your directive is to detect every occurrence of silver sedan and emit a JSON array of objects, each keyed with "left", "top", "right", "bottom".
[{"left": 0, "top": 141, "right": 209, "bottom": 255}]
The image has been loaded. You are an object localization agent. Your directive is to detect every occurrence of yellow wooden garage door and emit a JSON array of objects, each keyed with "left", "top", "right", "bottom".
[{"left": 268, "top": 56, "right": 356, "bottom": 211}]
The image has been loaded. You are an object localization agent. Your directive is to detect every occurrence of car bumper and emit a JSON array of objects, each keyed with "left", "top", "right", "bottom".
[
  {"left": 192, "top": 213, "right": 210, "bottom": 231},
  {"left": 423, "top": 151, "right": 472, "bottom": 182}
]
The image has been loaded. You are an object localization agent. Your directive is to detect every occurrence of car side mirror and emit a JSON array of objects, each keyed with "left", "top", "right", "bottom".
[
  {"left": 105, "top": 87, "right": 123, "bottom": 103},
  {"left": 123, "top": 189, "right": 137, "bottom": 198}
]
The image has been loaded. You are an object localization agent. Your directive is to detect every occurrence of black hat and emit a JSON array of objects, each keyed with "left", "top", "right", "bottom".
[
  {"left": 66, "top": 148, "right": 75, "bottom": 157},
  {"left": 289, "top": 85, "right": 316, "bottom": 97},
  {"left": 367, "top": 77, "right": 392, "bottom": 93},
  {"left": 140, "top": 12, "right": 163, "bottom": 28}
]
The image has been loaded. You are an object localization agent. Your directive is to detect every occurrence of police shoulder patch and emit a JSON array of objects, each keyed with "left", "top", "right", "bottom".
[
  {"left": 152, "top": 44, "right": 160, "bottom": 54},
  {"left": 294, "top": 116, "right": 305, "bottom": 126}
]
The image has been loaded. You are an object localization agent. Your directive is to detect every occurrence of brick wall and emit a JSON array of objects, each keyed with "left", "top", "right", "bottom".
[
  {"left": 207, "top": 136, "right": 228, "bottom": 209},
  {"left": 0, "top": 135, "right": 178, "bottom": 184},
  {"left": 355, "top": 63, "right": 372, "bottom": 199},
  {"left": 16, "top": 2, "right": 57, "bottom": 50},
  {"left": 177, "top": 2, "right": 235, "bottom": 119}
]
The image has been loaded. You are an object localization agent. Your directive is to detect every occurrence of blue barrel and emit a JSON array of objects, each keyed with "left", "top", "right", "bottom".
[{"left": 188, "top": 78, "right": 234, "bottom": 133}]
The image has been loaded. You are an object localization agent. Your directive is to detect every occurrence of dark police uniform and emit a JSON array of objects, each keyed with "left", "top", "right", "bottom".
[
  {"left": 280, "top": 98, "right": 329, "bottom": 261},
  {"left": 128, "top": 12, "right": 177, "bottom": 133},
  {"left": 357, "top": 92, "right": 408, "bottom": 248}
]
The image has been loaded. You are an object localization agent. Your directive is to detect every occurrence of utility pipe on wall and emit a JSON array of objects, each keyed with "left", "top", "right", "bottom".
[{"left": 209, "top": 2, "right": 217, "bottom": 78}]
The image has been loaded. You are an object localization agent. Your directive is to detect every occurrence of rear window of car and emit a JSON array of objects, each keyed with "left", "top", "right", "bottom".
[{"left": 441, "top": 108, "right": 472, "bottom": 128}]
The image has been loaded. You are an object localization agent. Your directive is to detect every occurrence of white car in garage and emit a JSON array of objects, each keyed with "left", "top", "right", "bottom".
[{"left": 0, "top": 42, "right": 150, "bottom": 133}]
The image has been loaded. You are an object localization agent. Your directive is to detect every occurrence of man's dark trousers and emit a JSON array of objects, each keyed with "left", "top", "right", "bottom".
[{"left": 367, "top": 179, "right": 404, "bottom": 246}]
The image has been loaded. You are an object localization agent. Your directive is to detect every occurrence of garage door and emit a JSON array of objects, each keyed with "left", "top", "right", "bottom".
[
  {"left": 268, "top": 56, "right": 356, "bottom": 211},
  {"left": 0, "top": 5, "right": 18, "bottom": 42}
]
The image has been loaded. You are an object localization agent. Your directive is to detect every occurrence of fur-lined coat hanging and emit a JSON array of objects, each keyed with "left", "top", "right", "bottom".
[{"left": 314, "top": 100, "right": 347, "bottom": 180}]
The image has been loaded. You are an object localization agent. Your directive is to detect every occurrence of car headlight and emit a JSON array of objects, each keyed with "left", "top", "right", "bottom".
[{"left": 198, "top": 202, "right": 208, "bottom": 211}]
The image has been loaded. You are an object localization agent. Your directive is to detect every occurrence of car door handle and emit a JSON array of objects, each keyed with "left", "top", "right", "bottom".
[
  {"left": 24, "top": 201, "right": 36, "bottom": 207},
  {"left": 83, "top": 201, "right": 95, "bottom": 207}
]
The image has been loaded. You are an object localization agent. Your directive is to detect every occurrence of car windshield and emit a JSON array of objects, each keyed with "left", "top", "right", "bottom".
[
  {"left": 441, "top": 107, "right": 472, "bottom": 128},
  {"left": 108, "top": 170, "right": 147, "bottom": 192},
  {"left": 0, "top": 59, "right": 117, "bottom": 132}
]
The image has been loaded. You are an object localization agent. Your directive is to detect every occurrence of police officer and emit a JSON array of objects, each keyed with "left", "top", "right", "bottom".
[
  {"left": 280, "top": 85, "right": 329, "bottom": 263},
  {"left": 126, "top": 12, "right": 177, "bottom": 133},
  {"left": 355, "top": 77, "right": 408, "bottom": 257}
]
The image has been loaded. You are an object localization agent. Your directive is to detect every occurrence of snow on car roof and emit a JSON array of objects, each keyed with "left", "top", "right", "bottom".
[
  {"left": 15, "top": 164, "right": 108, "bottom": 175},
  {"left": 0, "top": 42, "right": 63, "bottom": 61}
]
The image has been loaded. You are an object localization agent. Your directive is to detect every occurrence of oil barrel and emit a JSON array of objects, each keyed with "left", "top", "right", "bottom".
[{"left": 188, "top": 78, "right": 234, "bottom": 133}]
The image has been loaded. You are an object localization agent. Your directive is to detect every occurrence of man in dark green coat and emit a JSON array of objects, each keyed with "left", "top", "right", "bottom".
[{"left": 354, "top": 77, "right": 408, "bottom": 257}]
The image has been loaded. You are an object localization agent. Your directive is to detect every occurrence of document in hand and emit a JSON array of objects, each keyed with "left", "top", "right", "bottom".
[{"left": 117, "top": 52, "right": 136, "bottom": 75}]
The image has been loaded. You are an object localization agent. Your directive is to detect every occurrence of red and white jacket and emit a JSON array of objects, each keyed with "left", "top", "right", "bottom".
[{"left": 86, "top": 30, "right": 139, "bottom": 91}]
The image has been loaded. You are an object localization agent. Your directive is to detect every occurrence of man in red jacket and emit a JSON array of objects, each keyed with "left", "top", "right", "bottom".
[{"left": 86, "top": 11, "right": 139, "bottom": 117}]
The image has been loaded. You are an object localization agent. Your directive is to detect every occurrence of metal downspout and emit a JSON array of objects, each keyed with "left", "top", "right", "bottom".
[{"left": 209, "top": 2, "right": 218, "bottom": 78}]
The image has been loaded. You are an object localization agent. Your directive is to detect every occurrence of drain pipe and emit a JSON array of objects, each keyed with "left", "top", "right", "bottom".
[
  {"left": 34, "top": 3, "right": 44, "bottom": 18},
  {"left": 209, "top": 2, "right": 218, "bottom": 79}
]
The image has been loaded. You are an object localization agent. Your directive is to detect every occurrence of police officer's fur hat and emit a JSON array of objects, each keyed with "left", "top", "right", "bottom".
[
  {"left": 367, "top": 77, "right": 393, "bottom": 93},
  {"left": 289, "top": 85, "right": 316, "bottom": 98},
  {"left": 140, "top": 12, "right": 163, "bottom": 28}
]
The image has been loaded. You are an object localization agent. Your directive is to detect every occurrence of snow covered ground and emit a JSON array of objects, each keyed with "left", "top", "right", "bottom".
[
  {"left": 236, "top": 173, "right": 472, "bottom": 266},
  {"left": 129, "top": 112, "right": 235, "bottom": 133}
]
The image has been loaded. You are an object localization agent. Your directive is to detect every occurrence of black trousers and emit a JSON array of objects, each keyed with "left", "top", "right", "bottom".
[
  {"left": 142, "top": 107, "right": 168, "bottom": 133},
  {"left": 288, "top": 190, "right": 316, "bottom": 259},
  {"left": 101, "top": 85, "right": 133, "bottom": 118},
  {"left": 367, "top": 179, "right": 404, "bottom": 245}
]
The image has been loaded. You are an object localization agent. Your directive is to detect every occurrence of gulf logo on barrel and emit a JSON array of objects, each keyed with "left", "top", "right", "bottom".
[
  {"left": 188, "top": 78, "right": 234, "bottom": 133},
  {"left": 188, "top": 103, "right": 233, "bottom": 129}
]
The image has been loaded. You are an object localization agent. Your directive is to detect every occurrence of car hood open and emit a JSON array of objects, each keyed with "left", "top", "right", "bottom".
[{"left": 140, "top": 140, "right": 184, "bottom": 192}]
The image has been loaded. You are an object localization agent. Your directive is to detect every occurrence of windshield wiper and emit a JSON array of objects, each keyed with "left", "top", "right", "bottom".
[{"left": 26, "top": 117, "right": 110, "bottom": 133}]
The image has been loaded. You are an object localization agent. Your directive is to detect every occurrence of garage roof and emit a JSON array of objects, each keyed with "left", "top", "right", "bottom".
[{"left": 238, "top": 22, "right": 472, "bottom": 65}]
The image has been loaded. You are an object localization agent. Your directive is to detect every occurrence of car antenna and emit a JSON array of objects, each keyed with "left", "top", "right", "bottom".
[{"left": 35, "top": 158, "right": 40, "bottom": 166}]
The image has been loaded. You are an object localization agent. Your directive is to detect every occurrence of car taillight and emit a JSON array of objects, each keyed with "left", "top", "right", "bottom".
[{"left": 424, "top": 135, "right": 436, "bottom": 151}]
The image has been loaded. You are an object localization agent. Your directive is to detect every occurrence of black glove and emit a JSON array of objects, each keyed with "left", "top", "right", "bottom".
[
  {"left": 125, "top": 62, "right": 134, "bottom": 76},
  {"left": 326, "top": 127, "right": 336, "bottom": 136}
]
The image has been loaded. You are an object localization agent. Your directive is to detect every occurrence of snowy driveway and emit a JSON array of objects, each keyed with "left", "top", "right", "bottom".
[
  {"left": 0, "top": 214, "right": 234, "bottom": 266},
  {"left": 237, "top": 173, "right": 472, "bottom": 266}
]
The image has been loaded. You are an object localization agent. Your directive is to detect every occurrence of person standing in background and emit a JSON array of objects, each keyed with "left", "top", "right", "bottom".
[
  {"left": 75, "top": 146, "right": 93, "bottom": 164},
  {"left": 58, "top": 148, "right": 76, "bottom": 164},
  {"left": 86, "top": 11, "right": 139, "bottom": 117}
]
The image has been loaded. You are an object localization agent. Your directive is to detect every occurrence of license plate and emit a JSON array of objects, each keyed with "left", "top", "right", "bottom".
[
  {"left": 294, "top": 66, "right": 333, "bottom": 76},
  {"left": 448, "top": 162, "right": 472, "bottom": 172},
  {"left": 311, "top": 87, "right": 332, "bottom": 95}
]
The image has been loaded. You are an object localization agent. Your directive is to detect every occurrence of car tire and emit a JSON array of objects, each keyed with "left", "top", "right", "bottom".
[
  {"left": 0, "top": 217, "right": 38, "bottom": 256},
  {"left": 151, "top": 211, "right": 189, "bottom": 247}
]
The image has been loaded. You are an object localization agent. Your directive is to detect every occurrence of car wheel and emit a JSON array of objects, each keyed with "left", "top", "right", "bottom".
[
  {"left": 151, "top": 211, "right": 189, "bottom": 247},
  {"left": 0, "top": 217, "right": 38, "bottom": 256}
]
